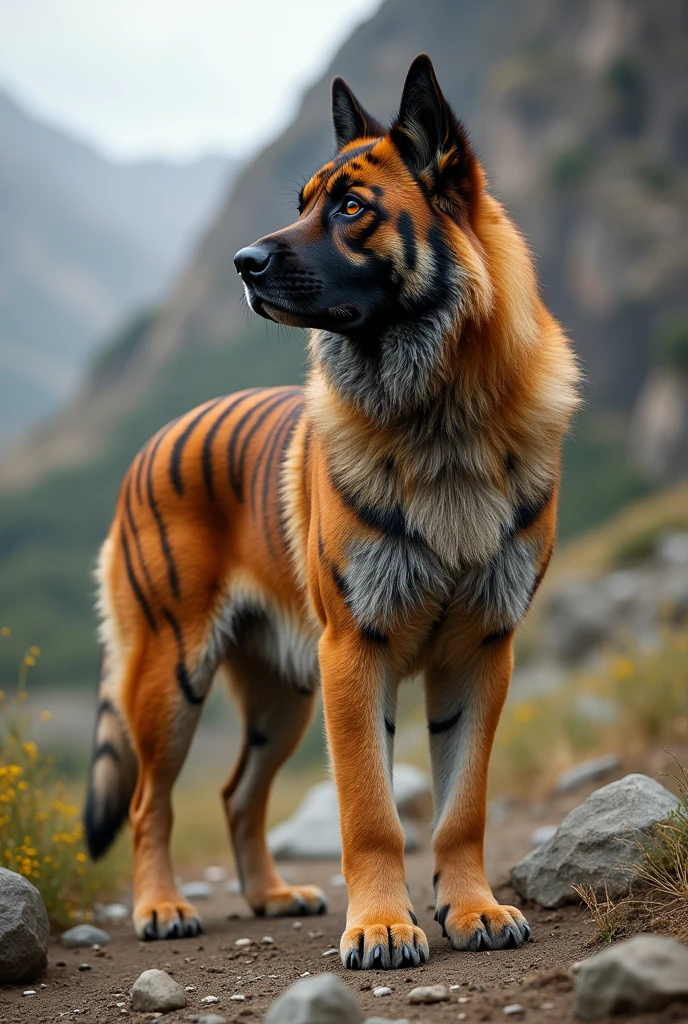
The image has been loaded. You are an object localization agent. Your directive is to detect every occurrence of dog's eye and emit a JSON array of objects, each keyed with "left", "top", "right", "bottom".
[{"left": 343, "top": 199, "right": 362, "bottom": 216}]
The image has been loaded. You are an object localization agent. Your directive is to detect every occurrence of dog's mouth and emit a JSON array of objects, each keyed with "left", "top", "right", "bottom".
[{"left": 248, "top": 291, "right": 361, "bottom": 331}]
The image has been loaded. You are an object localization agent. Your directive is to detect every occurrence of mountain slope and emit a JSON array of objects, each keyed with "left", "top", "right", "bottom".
[{"left": 0, "top": 89, "right": 236, "bottom": 443}]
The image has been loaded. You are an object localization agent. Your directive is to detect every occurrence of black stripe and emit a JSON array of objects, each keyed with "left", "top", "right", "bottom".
[
  {"left": 482, "top": 625, "right": 514, "bottom": 646},
  {"left": 147, "top": 432, "right": 180, "bottom": 599},
  {"left": 511, "top": 484, "right": 554, "bottom": 535},
  {"left": 317, "top": 521, "right": 325, "bottom": 558},
  {"left": 247, "top": 727, "right": 268, "bottom": 747},
  {"left": 264, "top": 403, "right": 303, "bottom": 556},
  {"left": 202, "top": 390, "right": 261, "bottom": 500},
  {"left": 93, "top": 741, "right": 121, "bottom": 764},
  {"left": 229, "top": 389, "right": 300, "bottom": 501},
  {"left": 135, "top": 448, "right": 147, "bottom": 505},
  {"left": 428, "top": 709, "right": 462, "bottom": 735},
  {"left": 329, "top": 141, "right": 378, "bottom": 172},
  {"left": 363, "top": 624, "right": 388, "bottom": 645},
  {"left": 397, "top": 211, "right": 417, "bottom": 272},
  {"left": 330, "top": 469, "right": 407, "bottom": 537},
  {"left": 252, "top": 397, "right": 301, "bottom": 518},
  {"left": 161, "top": 608, "right": 204, "bottom": 706},
  {"left": 384, "top": 716, "right": 396, "bottom": 736},
  {"left": 120, "top": 524, "right": 157, "bottom": 632},
  {"left": 124, "top": 479, "right": 157, "bottom": 598},
  {"left": 170, "top": 398, "right": 224, "bottom": 496},
  {"left": 96, "top": 698, "right": 117, "bottom": 722},
  {"left": 331, "top": 562, "right": 349, "bottom": 597}
]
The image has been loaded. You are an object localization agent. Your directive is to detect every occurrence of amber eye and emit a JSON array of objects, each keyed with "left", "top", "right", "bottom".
[{"left": 343, "top": 199, "right": 362, "bottom": 216}]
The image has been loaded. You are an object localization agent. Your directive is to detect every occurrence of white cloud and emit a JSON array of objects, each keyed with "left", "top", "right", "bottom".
[{"left": 0, "top": 0, "right": 381, "bottom": 162}]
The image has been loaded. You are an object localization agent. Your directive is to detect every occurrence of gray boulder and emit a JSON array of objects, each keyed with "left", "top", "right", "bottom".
[
  {"left": 556, "top": 754, "right": 621, "bottom": 795},
  {"left": 267, "top": 765, "right": 428, "bottom": 860},
  {"left": 511, "top": 774, "right": 678, "bottom": 907},
  {"left": 130, "top": 968, "right": 187, "bottom": 1012},
  {"left": 0, "top": 868, "right": 49, "bottom": 983},
  {"left": 264, "top": 973, "right": 363, "bottom": 1023},
  {"left": 574, "top": 934, "right": 688, "bottom": 1018},
  {"left": 60, "top": 923, "right": 111, "bottom": 947}
]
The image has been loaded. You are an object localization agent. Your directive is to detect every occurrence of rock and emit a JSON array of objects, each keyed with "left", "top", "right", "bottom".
[
  {"left": 264, "top": 973, "right": 364, "bottom": 1023},
  {"left": 556, "top": 754, "right": 621, "bottom": 794},
  {"left": 201, "top": 995, "right": 220, "bottom": 1003},
  {"left": 503, "top": 1007, "right": 525, "bottom": 1016},
  {"left": 531, "top": 824, "right": 559, "bottom": 848},
  {"left": 0, "top": 868, "right": 49, "bottom": 983},
  {"left": 203, "top": 865, "right": 227, "bottom": 882},
  {"left": 574, "top": 934, "right": 688, "bottom": 1018},
  {"left": 180, "top": 881, "right": 214, "bottom": 900},
  {"left": 322, "top": 947, "right": 339, "bottom": 957},
  {"left": 267, "top": 765, "right": 429, "bottom": 859},
  {"left": 408, "top": 985, "right": 450, "bottom": 1004},
  {"left": 511, "top": 774, "right": 678, "bottom": 907},
  {"left": 61, "top": 924, "right": 112, "bottom": 948},
  {"left": 235, "top": 937, "right": 253, "bottom": 946},
  {"left": 93, "top": 902, "right": 130, "bottom": 923},
  {"left": 130, "top": 969, "right": 187, "bottom": 1013},
  {"left": 373, "top": 986, "right": 392, "bottom": 996}
]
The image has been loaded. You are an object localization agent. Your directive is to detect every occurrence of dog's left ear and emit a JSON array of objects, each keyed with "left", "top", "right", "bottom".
[
  {"left": 391, "top": 54, "right": 478, "bottom": 216},
  {"left": 332, "top": 77, "right": 384, "bottom": 150}
]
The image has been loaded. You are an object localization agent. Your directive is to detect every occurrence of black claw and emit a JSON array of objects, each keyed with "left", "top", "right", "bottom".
[
  {"left": 503, "top": 925, "right": 520, "bottom": 949},
  {"left": 436, "top": 903, "right": 450, "bottom": 938},
  {"left": 143, "top": 922, "right": 157, "bottom": 941},
  {"left": 521, "top": 921, "right": 531, "bottom": 941},
  {"left": 471, "top": 928, "right": 492, "bottom": 952},
  {"left": 395, "top": 942, "right": 419, "bottom": 969},
  {"left": 253, "top": 905, "right": 266, "bottom": 917},
  {"left": 408, "top": 910, "right": 418, "bottom": 926},
  {"left": 345, "top": 950, "right": 361, "bottom": 970},
  {"left": 294, "top": 897, "right": 308, "bottom": 916},
  {"left": 316, "top": 899, "right": 327, "bottom": 916}
]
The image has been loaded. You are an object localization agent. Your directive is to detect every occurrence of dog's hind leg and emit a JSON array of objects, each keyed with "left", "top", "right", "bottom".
[
  {"left": 125, "top": 629, "right": 214, "bottom": 940},
  {"left": 221, "top": 644, "right": 327, "bottom": 917}
]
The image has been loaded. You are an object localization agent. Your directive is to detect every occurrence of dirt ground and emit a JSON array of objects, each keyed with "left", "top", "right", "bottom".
[{"left": 1, "top": 786, "right": 687, "bottom": 1024}]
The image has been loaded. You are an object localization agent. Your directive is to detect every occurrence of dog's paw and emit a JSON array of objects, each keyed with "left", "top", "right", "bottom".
[
  {"left": 435, "top": 900, "right": 530, "bottom": 951},
  {"left": 341, "top": 919, "right": 429, "bottom": 970},
  {"left": 252, "top": 883, "right": 327, "bottom": 917},
  {"left": 134, "top": 897, "right": 203, "bottom": 940}
]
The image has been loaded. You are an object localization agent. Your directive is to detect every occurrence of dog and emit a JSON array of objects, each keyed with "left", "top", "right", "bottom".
[{"left": 85, "top": 54, "right": 579, "bottom": 969}]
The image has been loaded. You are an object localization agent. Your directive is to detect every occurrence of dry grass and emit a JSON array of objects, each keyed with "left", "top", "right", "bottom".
[{"left": 572, "top": 882, "right": 625, "bottom": 945}]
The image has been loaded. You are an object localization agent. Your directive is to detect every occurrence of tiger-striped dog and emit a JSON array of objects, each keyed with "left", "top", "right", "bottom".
[{"left": 85, "top": 54, "right": 579, "bottom": 969}]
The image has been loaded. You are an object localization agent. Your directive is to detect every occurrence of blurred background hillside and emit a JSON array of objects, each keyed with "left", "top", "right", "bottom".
[{"left": 0, "top": 0, "right": 686, "bottom": 811}]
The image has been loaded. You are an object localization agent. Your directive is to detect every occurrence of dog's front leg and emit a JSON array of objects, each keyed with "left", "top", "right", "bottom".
[
  {"left": 425, "top": 635, "right": 531, "bottom": 951},
  {"left": 319, "top": 627, "right": 429, "bottom": 970}
]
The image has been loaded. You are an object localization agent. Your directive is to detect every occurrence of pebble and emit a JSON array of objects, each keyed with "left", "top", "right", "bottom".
[
  {"left": 22, "top": 990, "right": 36, "bottom": 997},
  {"left": 77, "top": 963, "right": 91, "bottom": 971},
  {"left": 408, "top": 984, "right": 450, "bottom": 1004},
  {"left": 185, "top": 985, "right": 197, "bottom": 991},
  {"left": 322, "top": 948, "right": 339, "bottom": 957},
  {"left": 180, "top": 881, "right": 214, "bottom": 901},
  {"left": 131, "top": 969, "right": 187, "bottom": 1013},
  {"left": 60, "top": 924, "right": 111, "bottom": 948},
  {"left": 300, "top": 971, "right": 311, "bottom": 977},
  {"left": 201, "top": 995, "right": 220, "bottom": 1003},
  {"left": 503, "top": 1006, "right": 525, "bottom": 1016},
  {"left": 261, "top": 936, "right": 275, "bottom": 944},
  {"left": 292, "top": 921, "right": 302, "bottom": 929},
  {"left": 458, "top": 995, "right": 470, "bottom": 1003},
  {"left": 229, "top": 994, "right": 245, "bottom": 1001},
  {"left": 373, "top": 986, "right": 392, "bottom": 997},
  {"left": 235, "top": 937, "right": 253, "bottom": 947},
  {"left": 203, "top": 866, "right": 227, "bottom": 882}
]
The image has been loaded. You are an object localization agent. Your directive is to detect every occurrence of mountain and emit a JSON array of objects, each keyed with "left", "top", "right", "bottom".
[
  {"left": 0, "top": 0, "right": 686, "bottom": 688},
  {"left": 0, "top": 88, "right": 236, "bottom": 444}
]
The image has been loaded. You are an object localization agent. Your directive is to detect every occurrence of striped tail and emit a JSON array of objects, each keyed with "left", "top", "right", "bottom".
[{"left": 83, "top": 650, "right": 138, "bottom": 860}]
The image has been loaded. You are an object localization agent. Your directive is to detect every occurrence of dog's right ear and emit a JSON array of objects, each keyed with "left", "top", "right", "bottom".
[{"left": 332, "top": 77, "right": 384, "bottom": 150}]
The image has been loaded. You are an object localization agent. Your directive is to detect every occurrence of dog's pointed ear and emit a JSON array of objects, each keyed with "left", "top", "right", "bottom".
[
  {"left": 332, "top": 76, "right": 384, "bottom": 150},
  {"left": 391, "top": 54, "right": 478, "bottom": 216}
]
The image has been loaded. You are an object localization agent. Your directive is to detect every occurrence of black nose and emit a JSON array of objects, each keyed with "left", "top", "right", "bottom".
[{"left": 234, "top": 245, "right": 271, "bottom": 279}]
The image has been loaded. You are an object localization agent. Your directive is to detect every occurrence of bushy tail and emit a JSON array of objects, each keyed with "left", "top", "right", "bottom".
[{"left": 83, "top": 651, "right": 138, "bottom": 860}]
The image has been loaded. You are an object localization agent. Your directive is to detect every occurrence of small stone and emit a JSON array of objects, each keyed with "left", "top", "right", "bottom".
[
  {"left": 458, "top": 995, "right": 470, "bottom": 1003},
  {"left": 131, "top": 969, "right": 187, "bottom": 1013},
  {"left": 503, "top": 1006, "right": 524, "bottom": 1016},
  {"left": 60, "top": 924, "right": 111, "bottom": 948},
  {"left": 235, "top": 937, "right": 253, "bottom": 947},
  {"left": 556, "top": 754, "right": 621, "bottom": 794},
  {"left": 322, "top": 948, "right": 339, "bottom": 957},
  {"left": 203, "top": 866, "right": 226, "bottom": 883},
  {"left": 185, "top": 985, "right": 197, "bottom": 991},
  {"left": 301, "top": 971, "right": 311, "bottom": 977},
  {"left": 373, "top": 987, "right": 392, "bottom": 997},
  {"left": 0, "top": 868, "right": 49, "bottom": 984},
  {"left": 261, "top": 936, "right": 275, "bottom": 944},
  {"left": 265, "top": 973, "right": 364, "bottom": 1023},
  {"left": 180, "top": 881, "right": 214, "bottom": 901},
  {"left": 201, "top": 995, "right": 220, "bottom": 1003},
  {"left": 408, "top": 984, "right": 450, "bottom": 1004},
  {"left": 292, "top": 921, "right": 302, "bottom": 929},
  {"left": 23, "top": 990, "right": 36, "bottom": 996},
  {"left": 449, "top": 984, "right": 461, "bottom": 990},
  {"left": 77, "top": 963, "right": 91, "bottom": 971},
  {"left": 229, "top": 994, "right": 245, "bottom": 1001},
  {"left": 574, "top": 933, "right": 688, "bottom": 1018}
]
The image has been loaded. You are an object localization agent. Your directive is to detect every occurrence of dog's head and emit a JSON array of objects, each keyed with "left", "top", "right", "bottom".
[{"left": 235, "top": 54, "right": 486, "bottom": 340}]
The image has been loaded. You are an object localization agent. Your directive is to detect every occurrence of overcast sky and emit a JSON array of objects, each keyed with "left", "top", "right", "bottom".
[{"left": 0, "top": 0, "right": 382, "bottom": 163}]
